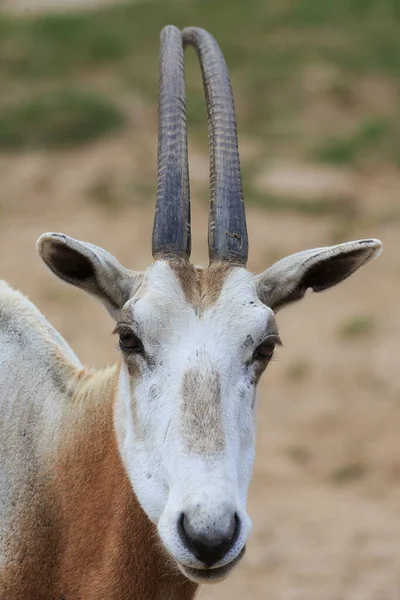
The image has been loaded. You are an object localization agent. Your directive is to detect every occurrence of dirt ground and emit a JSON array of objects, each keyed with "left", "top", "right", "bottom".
[{"left": 0, "top": 122, "right": 399, "bottom": 599}]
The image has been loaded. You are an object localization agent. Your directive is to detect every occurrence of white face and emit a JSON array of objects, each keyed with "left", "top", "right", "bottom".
[{"left": 113, "top": 260, "right": 280, "bottom": 583}]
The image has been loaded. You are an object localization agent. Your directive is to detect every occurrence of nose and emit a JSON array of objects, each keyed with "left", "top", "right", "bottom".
[{"left": 178, "top": 510, "right": 240, "bottom": 567}]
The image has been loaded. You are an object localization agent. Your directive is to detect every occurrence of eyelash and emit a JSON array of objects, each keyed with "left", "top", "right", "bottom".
[
  {"left": 113, "top": 324, "right": 144, "bottom": 355},
  {"left": 252, "top": 335, "right": 282, "bottom": 362}
]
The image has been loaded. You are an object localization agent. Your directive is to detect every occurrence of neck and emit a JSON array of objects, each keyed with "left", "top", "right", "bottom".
[{"left": 54, "top": 364, "right": 198, "bottom": 600}]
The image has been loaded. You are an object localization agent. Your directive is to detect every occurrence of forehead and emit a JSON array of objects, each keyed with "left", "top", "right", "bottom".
[{"left": 120, "top": 259, "right": 276, "bottom": 335}]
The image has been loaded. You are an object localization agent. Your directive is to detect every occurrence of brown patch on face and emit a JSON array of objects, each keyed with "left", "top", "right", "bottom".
[
  {"left": 124, "top": 355, "right": 141, "bottom": 380},
  {"left": 166, "top": 258, "right": 200, "bottom": 307},
  {"left": 251, "top": 359, "right": 269, "bottom": 387},
  {"left": 197, "top": 262, "right": 235, "bottom": 309},
  {"left": 167, "top": 259, "right": 235, "bottom": 313},
  {"left": 181, "top": 367, "right": 225, "bottom": 455}
]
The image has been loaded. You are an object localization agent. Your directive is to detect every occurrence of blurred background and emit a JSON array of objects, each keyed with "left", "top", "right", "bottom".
[{"left": 0, "top": 0, "right": 399, "bottom": 597}]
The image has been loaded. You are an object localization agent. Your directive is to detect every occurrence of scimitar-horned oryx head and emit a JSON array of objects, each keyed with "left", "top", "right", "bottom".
[{"left": 37, "top": 25, "right": 382, "bottom": 584}]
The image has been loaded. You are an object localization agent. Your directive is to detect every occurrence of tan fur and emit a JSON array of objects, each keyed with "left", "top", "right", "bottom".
[
  {"left": 181, "top": 368, "right": 224, "bottom": 455},
  {"left": 2, "top": 364, "right": 197, "bottom": 600},
  {"left": 197, "top": 262, "right": 235, "bottom": 309},
  {"left": 168, "top": 259, "right": 235, "bottom": 312}
]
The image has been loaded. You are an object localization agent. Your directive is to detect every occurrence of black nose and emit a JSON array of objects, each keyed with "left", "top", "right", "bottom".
[{"left": 178, "top": 512, "right": 240, "bottom": 567}]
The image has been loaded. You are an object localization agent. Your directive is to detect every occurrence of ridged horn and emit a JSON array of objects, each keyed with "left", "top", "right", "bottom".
[
  {"left": 152, "top": 25, "right": 190, "bottom": 260},
  {"left": 182, "top": 27, "right": 248, "bottom": 265}
]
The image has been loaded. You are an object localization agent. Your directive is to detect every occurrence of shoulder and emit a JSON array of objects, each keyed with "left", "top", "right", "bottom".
[{"left": 0, "top": 280, "right": 82, "bottom": 369}]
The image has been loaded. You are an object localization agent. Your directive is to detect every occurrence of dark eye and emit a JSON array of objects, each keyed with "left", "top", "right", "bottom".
[
  {"left": 119, "top": 331, "right": 142, "bottom": 353},
  {"left": 253, "top": 341, "right": 275, "bottom": 362}
]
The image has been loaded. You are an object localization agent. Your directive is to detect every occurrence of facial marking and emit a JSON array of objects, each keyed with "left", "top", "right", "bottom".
[
  {"left": 168, "top": 259, "right": 235, "bottom": 312},
  {"left": 181, "top": 367, "right": 225, "bottom": 455}
]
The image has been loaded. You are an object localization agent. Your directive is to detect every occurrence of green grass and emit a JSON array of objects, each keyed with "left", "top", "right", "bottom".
[
  {"left": 0, "top": 0, "right": 399, "bottom": 162},
  {"left": 1, "top": 0, "right": 399, "bottom": 89},
  {"left": 0, "top": 90, "right": 124, "bottom": 150},
  {"left": 245, "top": 189, "right": 358, "bottom": 217},
  {"left": 313, "top": 118, "right": 392, "bottom": 165}
]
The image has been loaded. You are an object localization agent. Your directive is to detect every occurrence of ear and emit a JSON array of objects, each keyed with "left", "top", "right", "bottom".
[
  {"left": 37, "top": 233, "right": 142, "bottom": 318},
  {"left": 256, "top": 239, "right": 382, "bottom": 312}
]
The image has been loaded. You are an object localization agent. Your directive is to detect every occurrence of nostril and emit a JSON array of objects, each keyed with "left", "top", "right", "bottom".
[
  {"left": 233, "top": 513, "right": 241, "bottom": 537},
  {"left": 232, "top": 512, "right": 241, "bottom": 545},
  {"left": 177, "top": 512, "right": 187, "bottom": 545},
  {"left": 178, "top": 511, "right": 241, "bottom": 568}
]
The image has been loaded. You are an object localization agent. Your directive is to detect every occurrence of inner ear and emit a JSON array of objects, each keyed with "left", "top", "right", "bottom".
[
  {"left": 304, "top": 248, "right": 369, "bottom": 292},
  {"left": 49, "top": 242, "right": 95, "bottom": 282},
  {"left": 256, "top": 239, "right": 382, "bottom": 312},
  {"left": 38, "top": 232, "right": 142, "bottom": 318}
]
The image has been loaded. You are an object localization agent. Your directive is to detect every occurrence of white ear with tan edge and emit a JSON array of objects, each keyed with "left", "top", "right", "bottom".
[
  {"left": 256, "top": 239, "right": 382, "bottom": 312},
  {"left": 37, "top": 233, "right": 142, "bottom": 318}
]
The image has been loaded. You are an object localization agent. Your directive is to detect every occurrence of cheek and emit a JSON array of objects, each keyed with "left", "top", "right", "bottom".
[
  {"left": 133, "top": 376, "right": 167, "bottom": 436},
  {"left": 239, "top": 404, "right": 256, "bottom": 455},
  {"left": 238, "top": 442, "right": 256, "bottom": 503},
  {"left": 236, "top": 386, "right": 257, "bottom": 488},
  {"left": 234, "top": 405, "right": 256, "bottom": 492},
  {"left": 128, "top": 448, "right": 169, "bottom": 523},
  {"left": 119, "top": 369, "right": 174, "bottom": 522}
]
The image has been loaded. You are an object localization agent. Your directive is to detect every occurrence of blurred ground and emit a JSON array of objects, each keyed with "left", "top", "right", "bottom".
[
  {"left": 0, "top": 0, "right": 124, "bottom": 12},
  {"left": 0, "top": 1, "right": 399, "bottom": 599}
]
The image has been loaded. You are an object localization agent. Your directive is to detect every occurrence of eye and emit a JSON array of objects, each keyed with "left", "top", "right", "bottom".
[
  {"left": 119, "top": 330, "right": 142, "bottom": 353},
  {"left": 252, "top": 340, "right": 276, "bottom": 362}
]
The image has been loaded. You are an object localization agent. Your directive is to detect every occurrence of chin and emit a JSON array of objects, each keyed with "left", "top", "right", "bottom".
[{"left": 177, "top": 547, "right": 246, "bottom": 584}]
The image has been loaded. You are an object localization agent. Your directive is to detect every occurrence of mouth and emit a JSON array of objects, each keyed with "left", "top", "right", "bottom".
[{"left": 178, "top": 547, "right": 245, "bottom": 584}]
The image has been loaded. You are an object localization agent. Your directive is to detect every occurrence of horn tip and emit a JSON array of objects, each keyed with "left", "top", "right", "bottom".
[{"left": 161, "top": 24, "right": 180, "bottom": 38}]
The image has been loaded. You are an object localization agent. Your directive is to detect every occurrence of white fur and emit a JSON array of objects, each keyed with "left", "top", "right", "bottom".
[{"left": 0, "top": 281, "right": 78, "bottom": 566}]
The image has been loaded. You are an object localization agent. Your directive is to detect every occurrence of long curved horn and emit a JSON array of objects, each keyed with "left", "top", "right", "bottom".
[
  {"left": 152, "top": 25, "right": 190, "bottom": 260},
  {"left": 182, "top": 27, "right": 248, "bottom": 265}
]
